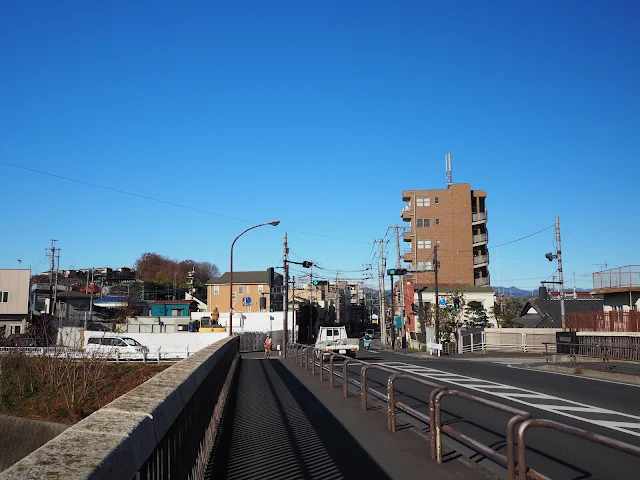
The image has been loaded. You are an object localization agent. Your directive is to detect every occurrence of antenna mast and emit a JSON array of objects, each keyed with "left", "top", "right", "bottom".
[{"left": 445, "top": 152, "right": 452, "bottom": 189}]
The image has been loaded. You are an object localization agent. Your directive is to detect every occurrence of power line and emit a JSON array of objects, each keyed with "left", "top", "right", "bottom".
[{"left": 1, "top": 161, "right": 370, "bottom": 245}]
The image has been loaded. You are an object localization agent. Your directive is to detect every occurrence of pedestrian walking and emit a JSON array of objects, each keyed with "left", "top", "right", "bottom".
[{"left": 264, "top": 334, "right": 272, "bottom": 358}]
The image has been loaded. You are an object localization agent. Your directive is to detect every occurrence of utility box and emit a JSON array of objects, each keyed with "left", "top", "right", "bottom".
[{"left": 555, "top": 331, "right": 577, "bottom": 354}]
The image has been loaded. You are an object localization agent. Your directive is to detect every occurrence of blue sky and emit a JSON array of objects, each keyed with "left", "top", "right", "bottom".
[{"left": 1, "top": 0, "right": 639, "bottom": 290}]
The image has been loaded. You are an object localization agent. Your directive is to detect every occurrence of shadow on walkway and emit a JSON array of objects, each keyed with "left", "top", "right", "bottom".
[{"left": 210, "top": 358, "right": 391, "bottom": 480}]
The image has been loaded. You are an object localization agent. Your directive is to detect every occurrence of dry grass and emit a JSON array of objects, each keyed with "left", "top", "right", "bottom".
[
  {"left": 0, "top": 352, "right": 170, "bottom": 424},
  {"left": 573, "top": 365, "right": 584, "bottom": 375}
]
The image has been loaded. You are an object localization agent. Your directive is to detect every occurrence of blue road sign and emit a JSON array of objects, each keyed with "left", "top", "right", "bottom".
[
  {"left": 244, "top": 296, "right": 252, "bottom": 305},
  {"left": 439, "top": 298, "right": 447, "bottom": 307}
]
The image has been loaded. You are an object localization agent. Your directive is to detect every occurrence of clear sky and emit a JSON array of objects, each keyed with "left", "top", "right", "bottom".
[{"left": 1, "top": 0, "right": 639, "bottom": 290}]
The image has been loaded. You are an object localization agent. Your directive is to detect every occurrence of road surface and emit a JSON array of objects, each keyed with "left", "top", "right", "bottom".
[{"left": 348, "top": 349, "right": 640, "bottom": 479}]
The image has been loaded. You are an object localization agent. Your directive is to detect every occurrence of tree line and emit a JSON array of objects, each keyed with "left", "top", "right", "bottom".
[{"left": 134, "top": 253, "right": 219, "bottom": 285}]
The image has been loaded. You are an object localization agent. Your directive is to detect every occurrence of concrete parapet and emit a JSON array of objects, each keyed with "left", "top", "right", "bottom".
[{"left": 0, "top": 336, "right": 239, "bottom": 480}]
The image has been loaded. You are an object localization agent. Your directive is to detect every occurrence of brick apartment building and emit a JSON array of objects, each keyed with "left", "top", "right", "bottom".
[{"left": 401, "top": 183, "right": 489, "bottom": 288}]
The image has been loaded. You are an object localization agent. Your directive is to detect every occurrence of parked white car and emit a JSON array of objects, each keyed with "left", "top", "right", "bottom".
[{"left": 85, "top": 336, "right": 149, "bottom": 355}]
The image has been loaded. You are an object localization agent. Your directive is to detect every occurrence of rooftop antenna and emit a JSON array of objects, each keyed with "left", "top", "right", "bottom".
[
  {"left": 445, "top": 152, "right": 453, "bottom": 189},
  {"left": 593, "top": 262, "right": 607, "bottom": 271}
]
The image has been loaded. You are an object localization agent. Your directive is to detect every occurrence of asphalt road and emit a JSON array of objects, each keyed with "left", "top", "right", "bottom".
[{"left": 345, "top": 348, "right": 640, "bottom": 479}]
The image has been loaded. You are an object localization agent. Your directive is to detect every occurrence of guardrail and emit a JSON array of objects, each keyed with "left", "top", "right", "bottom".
[
  {"left": 286, "top": 342, "right": 640, "bottom": 480},
  {"left": 544, "top": 341, "right": 640, "bottom": 365},
  {"left": 0, "top": 345, "right": 194, "bottom": 362},
  {"left": 1, "top": 337, "right": 241, "bottom": 480}
]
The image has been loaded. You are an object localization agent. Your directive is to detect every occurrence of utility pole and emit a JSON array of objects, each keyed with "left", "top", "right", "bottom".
[
  {"left": 375, "top": 239, "right": 388, "bottom": 345},
  {"left": 434, "top": 245, "right": 440, "bottom": 344},
  {"left": 53, "top": 248, "right": 60, "bottom": 317},
  {"left": 292, "top": 276, "right": 296, "bottom": 342},
  {"left": 283, "top": 232, "right": 289, "bottom": 355},
  {"left": 309, "top": 264, "right": 313, "bottom": 303},
  {"left": 334, "top": 270, "right": 340, "bottom": 325},
  {"left": 390, "top": 225, "right": 406, "bottom": 342},
  {"left": 555, "top": 216, "right": 566, "bottom": 331},
  {"left": 46, "top": 240, "right": 59, "bottom": 315}
]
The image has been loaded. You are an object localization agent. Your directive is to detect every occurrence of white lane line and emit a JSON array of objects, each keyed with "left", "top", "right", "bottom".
[
  {"left": 507, "top": 364, "right": 640, "bottom": 389},
  {"left": 374, "top": 361, "right": 640, "bottom": 439}
]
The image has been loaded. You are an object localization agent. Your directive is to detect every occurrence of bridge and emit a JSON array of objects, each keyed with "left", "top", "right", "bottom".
[{"left": 2, "top": 337, "right": 640, "bottom": 480}]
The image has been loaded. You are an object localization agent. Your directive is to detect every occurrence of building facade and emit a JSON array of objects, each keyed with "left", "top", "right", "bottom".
[
  {"left": 0, "top": 269, "right": 30, "bottom": 337},
  {"left": 206, "top": 271, "right": 283, "bottom": 314},
  {"left": 150, "top": 300, "right": 198, "bottom": 317},
  {"left": 591, "top": 265, "right": 640, "bottom": 311},
  {"left": 401, "top": 183, "right": 489, "bottom": 288}
]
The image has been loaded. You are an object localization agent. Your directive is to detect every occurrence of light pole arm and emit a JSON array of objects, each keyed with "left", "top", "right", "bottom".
[{"left": 229, "top": 222, "right": 278, "bottom": 336}]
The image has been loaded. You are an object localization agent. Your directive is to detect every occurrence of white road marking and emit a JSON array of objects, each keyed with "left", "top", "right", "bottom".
[
  {"left": 507, "top": 364, "right": 640, "bottom": 388},
  {"left": 372, "top": 361, "right": 640, "bottom": 439}
]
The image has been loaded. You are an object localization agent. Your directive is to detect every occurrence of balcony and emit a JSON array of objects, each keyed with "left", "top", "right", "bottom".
[
  {"left": 400, "top": 205, "right": 411, "bottom": 222},
  {"left": 472, "top": 233, "right": 488, "bottom": 245},
  {"left": 403, "top": 230, "right": 412, "bottom": 242},
  {"left": 472, "top": 211, "right": 488, "bottom": 224},
  {"left": 473, "top": 254, "right": 489, "bottom": 267},
  {"left": 475, "top": 277, "right": 490, "bottom": 287},
  {"left": 403, "top": 248, "right": 414, "bottom": 262},
  {"left": 592, "top": 265, "right": 640, "bottom": 293}
]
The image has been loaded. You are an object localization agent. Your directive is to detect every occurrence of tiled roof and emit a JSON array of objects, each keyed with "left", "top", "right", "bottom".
[
  {"left": 150, "top": 300, "right": 197, "bottom": 305},
  {"left": 207, "top": 271, "right": 279, "bottom": 285},
  {"left": 517, "top": 298, "right": 604, "bottom": 328}
]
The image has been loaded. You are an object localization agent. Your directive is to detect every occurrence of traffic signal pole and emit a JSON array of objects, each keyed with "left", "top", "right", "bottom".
[{"left": 390, "top": 273, "right": 396, "bottom": 349}]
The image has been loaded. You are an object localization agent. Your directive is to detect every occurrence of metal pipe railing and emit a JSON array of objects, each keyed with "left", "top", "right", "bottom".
[
  {"left": 434, "top": 390, "right": 531, "bottom": 480},
  {"left": 517, "top": 418, "right": 640, "bottom": 480}
]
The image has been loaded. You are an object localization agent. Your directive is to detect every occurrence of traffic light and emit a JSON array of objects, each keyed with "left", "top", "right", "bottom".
[
  {"left": 267, "top": 267, "right": 275, "bottom": 287},
  {"left": 545, "top": 253, "right": 555, "bottom": 262},
  {"left": 260, "top": 296, "right": 267, "bottom": 310},
  {"left": 453, "top": 297, "right": 460, "bottom": 310},
  {"left": 312, "top": 280, "right": 319, "bottom": 286},
  {"left": 302, "top": 261, "right": 313, "bottom": 268},
  {"left": 387, "top": 268, "right": 408, "bottom": 276}
]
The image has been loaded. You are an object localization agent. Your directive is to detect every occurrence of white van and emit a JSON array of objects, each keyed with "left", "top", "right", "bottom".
[{"left": 85, "top": 336, "right": 149, "bottom": 355}]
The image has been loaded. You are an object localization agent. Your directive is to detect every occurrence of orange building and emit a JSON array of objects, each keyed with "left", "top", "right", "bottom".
[{"left": 206, "top": 270, "right": 283, "bottom": 314}]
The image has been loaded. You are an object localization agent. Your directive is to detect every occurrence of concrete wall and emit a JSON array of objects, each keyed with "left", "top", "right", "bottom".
[
  {"left": 483, "top": 328, "right": 560, "bottom": 352},
  {"left": 0, "top": 269, "right": 30, "bottom": 316},
  {"left": 82, "top": 331, "right": 228, "bottom": 352},
  {"left": 0, "top": 336, "right": 239, "bottom": 479},
  {"left": 0, "top": 415, "right": 68, "bottom": 472}
]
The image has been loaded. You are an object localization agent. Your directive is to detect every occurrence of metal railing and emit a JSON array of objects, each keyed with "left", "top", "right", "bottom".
[
  {"left": 474, "top": 277, "right": 490, "bottom": 286},
  {"left": 473, "top": 254, "right": 489, "bottom": 265},
  {"left": 544, "top": 341, "right": 640, "bottom": 364},
  {"left": 517, "top": 418, "right": 640, "bottom": 480},
  {"left": 592, "top": 265, "right": 640, "bottom": 290},
  {"left": 286, "top": 342, "right": 640, "bottom": 480},
  {"left": 472, "top": 233, "right": 488, "bottom": 244},
  {"left": 472, "top": 211, "right": 488, "bottom": 223}
]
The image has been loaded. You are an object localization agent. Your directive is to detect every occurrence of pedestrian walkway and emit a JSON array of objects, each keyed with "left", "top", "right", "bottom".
[{"left": 208, "top": 354, "right": 493, "bottom": 480}]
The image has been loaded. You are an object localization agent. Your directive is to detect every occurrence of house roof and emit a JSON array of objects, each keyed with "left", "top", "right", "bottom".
[
  {"left": 207, "top": 271, "right": 280, "bottom": 285},
  {"left": 150, "top": 300, "right": 197, "bottom": 305},
  {"left": 56, "top": 291, "right": 92, "bottom": 300},
  {"left": 515, "top": 298, "right": 604, "bottom": 328}
]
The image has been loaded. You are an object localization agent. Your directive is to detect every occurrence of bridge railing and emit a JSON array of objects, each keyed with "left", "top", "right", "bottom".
[
  {"left": 286, "top": 342, "right": 640, "bottom": 480},
  {"left": 0, "top": 336, "right": 240, "bottom": 480}
]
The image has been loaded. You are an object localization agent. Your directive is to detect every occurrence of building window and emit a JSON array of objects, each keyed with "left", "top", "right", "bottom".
[
  {"left": 232, "top": 292, "right": 236, "bottom": 300},
  {"left": 246, "top": 286, "right": 250, "bottom": 293},
  {"left": 416, "top": 218, "right": 430, "bottom": 228},
  {"left": 435, "top": 197, "right": 439, "bottom": 204},
  {"left": 436, "top": 239, "right": 441, "bottom": 247},
  {"left": 171, "top": 308, "right": 182, "bottom": 316},
  {"left": 416, "top": 197, "right": 430, "bottom": 207},
  {"left": 418, "top": 261, "right": 432, "bottom": 271},
  {"left": 238, "top": 286, "right": 244, "bottom": 295},
  {"left": 213, "top": 286, "right": 219, "bottom": 295},
  {"left": 417, "top": 240, "right": 431, "bottom": 249},
  {"left": 435, "top": 218, "right": 440, "bottom": 226},
  {"left": 258, "top": 285, "right": 264, "bottom": 293},
  {"left": 0, "top": 292, "right": 7, "bottom": 302}
]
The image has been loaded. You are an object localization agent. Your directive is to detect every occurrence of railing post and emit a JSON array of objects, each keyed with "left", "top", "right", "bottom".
[
  {"left": 361, "top": 365, "right": 368, "bottom": 410},
  {"left": 320, "top": 353, "right": 324, "bottom": 382},
  {"left": 186, "top": 345, "right": 190, "bottom": 357},
  {"left": 329, "top": 355, "right": 336, "bottom": 388},
  {"left": 429, "top": 387, "right": 447, "bottom": 461},
  {"left": 482, "top": 331, "right": 486, "bottom": 352},
  {"left": 157, "top": 349, "right": 161, "bottom": 363},
  {"left": 471, "top": 334, "right": 474, "bottom": 352},
  {"left": 388, "top": 374, "right": 398, "bottom": 431},
  {"left": 506, "top": 414, "right": 531, "bottom": 480},
  {"left": 434, "top": 390, "right": 447, "bottom": 463},
  {"left": 312, "top": 349, "right": 316, "bottom": 375}
]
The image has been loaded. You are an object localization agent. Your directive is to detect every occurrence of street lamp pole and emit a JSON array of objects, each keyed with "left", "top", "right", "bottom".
[{"left": 229, "top": 220, "right": 280, "bottom": 336}]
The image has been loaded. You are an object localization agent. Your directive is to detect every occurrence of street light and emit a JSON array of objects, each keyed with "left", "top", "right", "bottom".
[{"left": 229, "top": 220, "right": 280, "bottom": 336}]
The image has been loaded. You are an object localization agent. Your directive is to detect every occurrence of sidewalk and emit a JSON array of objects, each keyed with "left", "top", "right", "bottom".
[{"left": 210, "top": 353, "right": 494, "bottom": 480}]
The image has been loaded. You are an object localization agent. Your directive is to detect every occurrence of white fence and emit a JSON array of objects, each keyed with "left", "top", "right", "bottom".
[
  {"left": 460, "top": 329, "right": 560, "bottom": 354},
  {"left": 0, "top": 345, "right": 194, "bottom": 362}
]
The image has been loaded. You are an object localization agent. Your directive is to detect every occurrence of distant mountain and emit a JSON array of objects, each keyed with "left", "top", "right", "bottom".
[
  {"left": 493, "top": 286, "right": 592, "bottom": 298},
  {"left": 492, "top": 286, "right": 535, "bottom": 298}
]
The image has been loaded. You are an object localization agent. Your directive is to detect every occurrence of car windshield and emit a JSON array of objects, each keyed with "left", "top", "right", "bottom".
[{"left": 123, "top": 338, "right": 141, "bottom": 346}]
